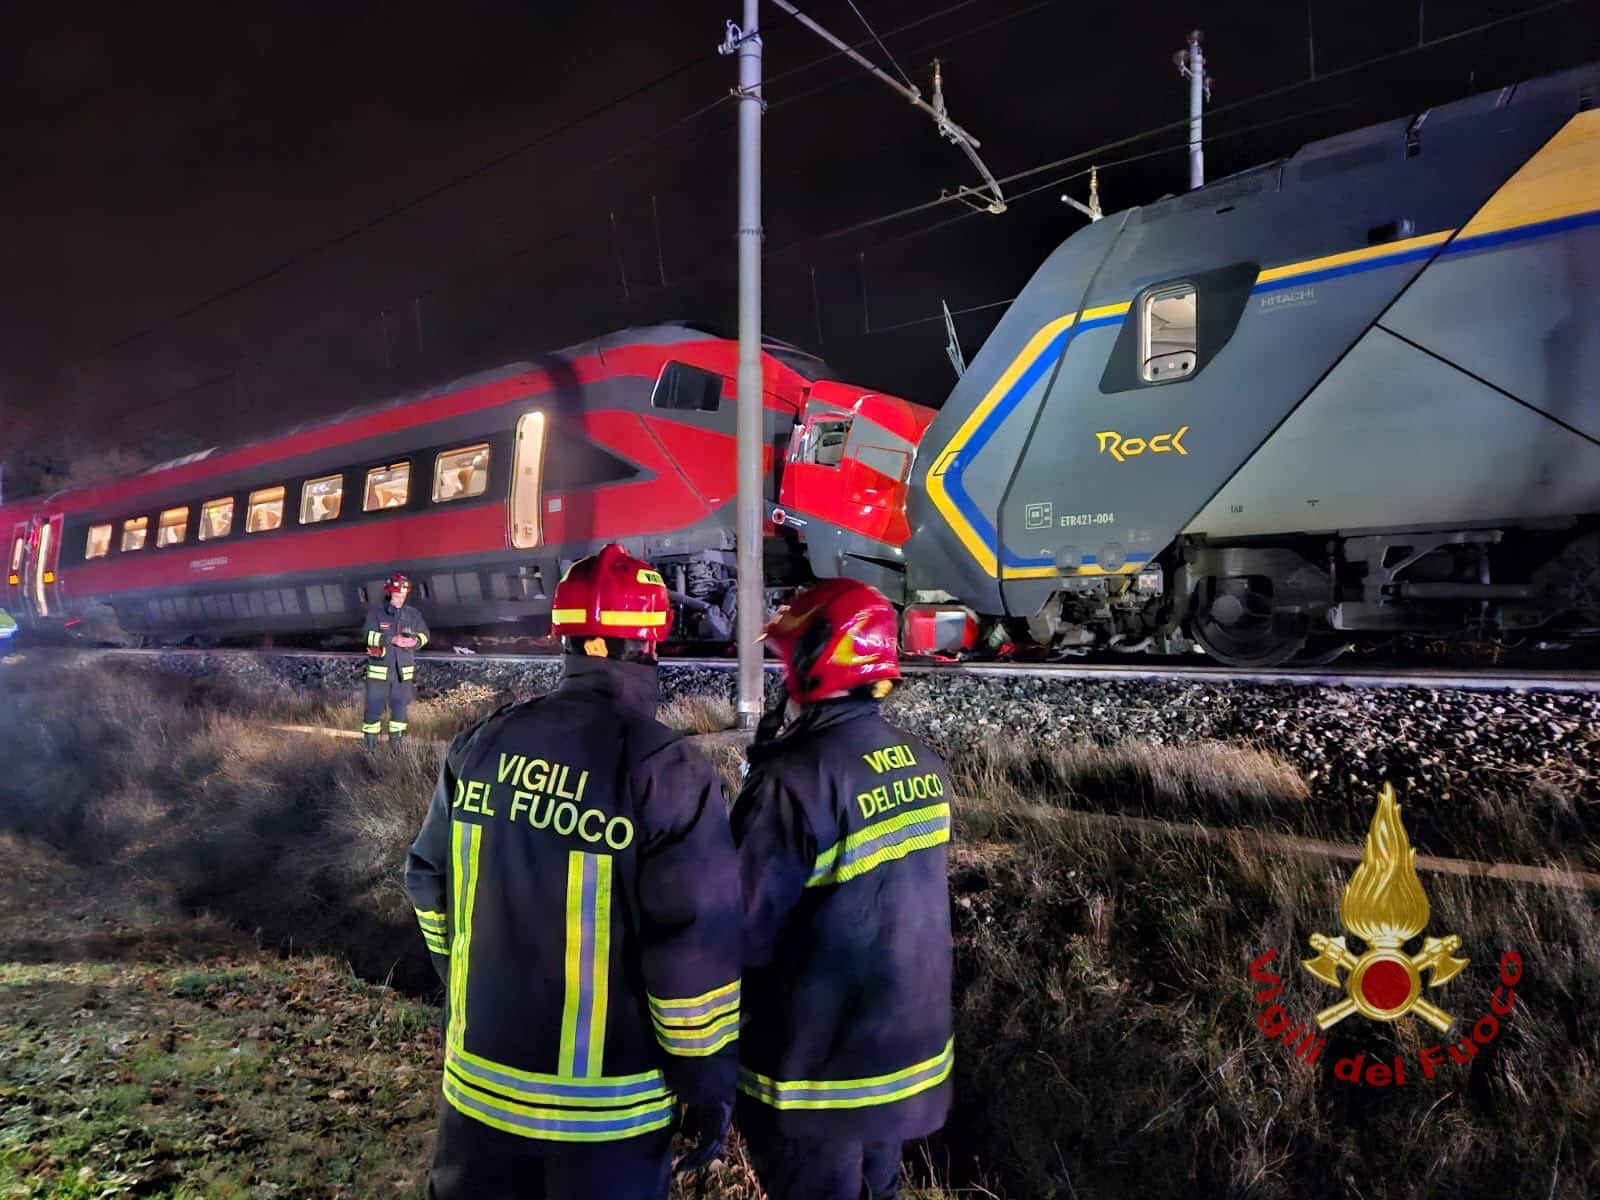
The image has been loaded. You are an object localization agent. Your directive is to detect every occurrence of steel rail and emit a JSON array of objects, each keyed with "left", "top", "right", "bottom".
[{"left": 57, "top": 646, "right": 1600, "bottom": 695}]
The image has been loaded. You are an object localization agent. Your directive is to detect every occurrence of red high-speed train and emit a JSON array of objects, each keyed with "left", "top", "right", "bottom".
[{"left": 2, "top": 324, "right": 936, "bottom": 647}]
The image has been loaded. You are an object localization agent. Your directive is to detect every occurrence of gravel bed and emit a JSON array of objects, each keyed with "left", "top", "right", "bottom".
[{"left": 96, "top": 650, "right": 1600, "bottom": 836}]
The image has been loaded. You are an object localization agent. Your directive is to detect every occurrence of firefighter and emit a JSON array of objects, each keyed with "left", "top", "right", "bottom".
[
  {"left": 732, "top": 579, "right": 954, "bottom": 1200},
  {"left": 361, "top": 572, "right": 429, "bottom": 747},
  {"left": 404, "top": 544, "right": 741, "bottom": 1200}
]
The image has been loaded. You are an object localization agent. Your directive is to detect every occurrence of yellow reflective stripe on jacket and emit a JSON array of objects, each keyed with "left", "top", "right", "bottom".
[
  {"left": 738, "top": 1038, "right": 955, "bottom": 1110},
  {"left": 647, "top": 979, "right": 739, "bottom": 1022},
  {"left": 415, "top": 907, "right": 449, "bottom": 956},
  {"left": 366, "top": 629, "right": 382, "bottom": 648},
  {"left": 807, "top": 803, "right": 951, "bottom": 888},
  {"left": 558, "top": 851, "right": 613, "bottom": 1078},
  {"left": 647, "top": 979, "right": 739, "bottom": 1057},
  {"left": 400, "top": 666, "right": 416, "bottom": 680},
  {"left": 445, "top": 1045, "right": 669, "bottom": 1109},
  {"left": 443, "top": 1074, "right": 675, "bottom": 1143},
  {"left": 367, "top": 665, "right": 389, "bottom": 679},
  {"left": 449, "top": 821, "right": 483, "bottom": 1044},
  {"left": 653, "top": 1011, "right": 738, "bottom": 1057}
]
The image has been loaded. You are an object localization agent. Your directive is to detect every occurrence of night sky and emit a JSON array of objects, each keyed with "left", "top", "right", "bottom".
[{"left": 2, "top": 0, "right": 1596, "bottom": 489}]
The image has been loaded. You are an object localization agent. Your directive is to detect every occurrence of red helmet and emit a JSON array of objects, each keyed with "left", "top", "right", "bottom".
[
  {"left": 551, "top": 544, "right": 673, "bottom": 642},
  {"left": 385, "top": 572, "right": 411, "bottom": 596},
  {"left": 765, "top": 578, "right": 900, "bottom": 705}
]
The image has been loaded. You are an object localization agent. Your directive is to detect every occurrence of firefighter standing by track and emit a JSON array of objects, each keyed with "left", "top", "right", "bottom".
[
  {"left": 733, "top": 579, "right": 955, "bottom": 1200},
  {"left": 404, "top": 544, "right": 741, "bottom": 1199},
  {"left": 362, "top": 572, "right": 429, "bottom": 747}
]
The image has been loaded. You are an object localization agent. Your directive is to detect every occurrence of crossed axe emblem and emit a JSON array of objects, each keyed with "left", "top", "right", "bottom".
[{"left": 1302, "top": 932, "right": 1469, "bottom": 1032}]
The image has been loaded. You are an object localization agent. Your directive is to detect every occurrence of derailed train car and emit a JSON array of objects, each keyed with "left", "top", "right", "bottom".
[
  {"left": 1, "top": 325, "right": 933, "bottom": 646},
  {"left": 904, "top": 62, "right": 1600, "bottom": 665}
]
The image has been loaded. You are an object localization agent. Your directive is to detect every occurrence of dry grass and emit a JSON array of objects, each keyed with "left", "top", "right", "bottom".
[
  {"left": 658, "top": 693, "right": 738, "bottom": 735},
  {"left": 2, "top": 659, "right": 1597, "bottom": 1198},
  {"left": 952, "top": 735, "right": 1311, "bottom": 827},
  {"left": 938, "top": 786, "right": 1600, "bottom": 1197}
]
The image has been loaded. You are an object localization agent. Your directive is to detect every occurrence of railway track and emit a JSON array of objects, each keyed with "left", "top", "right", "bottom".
[{"left": 48, "top": 644, "right": 1600, "bottom": 694}]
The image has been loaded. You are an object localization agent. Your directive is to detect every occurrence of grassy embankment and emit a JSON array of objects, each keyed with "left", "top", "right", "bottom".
[{"left": 0, "top": 654, "right": 1596, "bottom": 1198}]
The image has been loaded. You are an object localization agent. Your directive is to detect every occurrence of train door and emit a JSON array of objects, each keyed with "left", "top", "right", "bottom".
[
  {"left": 26, "top": 513, "right": 64, "bottom": 619},
  {"left": 509, "top": 411, "right": 548, "bottom": 549},
  {"left": 5, "top": 521, "right": 27, "bottom": 616}
]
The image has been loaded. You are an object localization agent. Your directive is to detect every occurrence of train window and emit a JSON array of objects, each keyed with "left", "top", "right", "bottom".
[
  {"left": 797, "top": 417, "right": 852, "bottom": 468},
  {"left": 651, "top": 362, "right": 723, "bottom": 412},
  {"left": 434, "top": 444, "right": 491, "bottom": 503},
  {"left": 157, "top": 507, "right": 190, "bottom": 547},
  {"left": 198, "top": 497, "right": 234, "bottom": 541},
  {"left": 246, "top": 486, "right": 286, "bottom": 533},
  {"left": 85, "top": 524, "right": 112, "bottom": 560},
  {"left": 1140, "top": 285, "right": 1198, "bottom": 382},
  {"left": 364, "top": 462, "right": 410, "bottom": 512},
  {"left": 121, "top": 517, "right": 149, "bottom": 552},
  {"left": 300, "top": 474, "right": 345, "bottom": 524}
]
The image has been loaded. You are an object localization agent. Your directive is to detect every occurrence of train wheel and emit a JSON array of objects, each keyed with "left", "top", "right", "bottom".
[
  {"left": 1290, "top": 636, "right": 1353, "bottom": 667},
  {"left": 1190, "top": 575, "right": 1308, "bottom": 667}
]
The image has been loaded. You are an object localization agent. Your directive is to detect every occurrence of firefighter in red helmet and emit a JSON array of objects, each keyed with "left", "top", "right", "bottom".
[
  {"left": 361, "top": 572, "right": 429, "bottom": 747},
  {"left": 732, "top": 578, "right": 954, "bottom": 1200},
  {"left": 404, "top": 544, "right": 741, "bottom": 1200}
]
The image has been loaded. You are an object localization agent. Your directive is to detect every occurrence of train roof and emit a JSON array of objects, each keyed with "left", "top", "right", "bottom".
[
  {"left": 9, "top": 322, "right": 827, "bottom": 515},
  {"left": 1124, "top": 59, "right": 1599, "bottom": 227},
  {"left": 205, "top": 323, "right": 769, "bottom": 463}
]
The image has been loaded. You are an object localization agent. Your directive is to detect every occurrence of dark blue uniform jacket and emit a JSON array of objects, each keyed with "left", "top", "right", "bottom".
[
  {"left": 732, "top": 696, "right": 954, "bottom": 1141},
  {"left": 404, "top": 655, "right": 741, "bottom": 1150},
  {"left": 362, "top": 601, "right": 429, "bottom": 682}
]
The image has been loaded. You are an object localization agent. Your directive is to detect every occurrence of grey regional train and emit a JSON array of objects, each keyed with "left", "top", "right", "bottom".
[{"left": 903, "top": 62, "right": 1600, "bottom": 666}]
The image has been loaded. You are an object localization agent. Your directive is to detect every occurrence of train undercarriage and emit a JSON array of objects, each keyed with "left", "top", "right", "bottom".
[{"left": 1002, "top": 523, "right": 1600, "bottom": 668}]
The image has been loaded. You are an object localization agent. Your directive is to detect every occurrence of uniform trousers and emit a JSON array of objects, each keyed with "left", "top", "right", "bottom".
[
  {"left": 426, "top": 1103, "right": 673, "bottom": 1200},
  {"left": 362, "top": 677, "right": 412, "bottom": 736}
]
